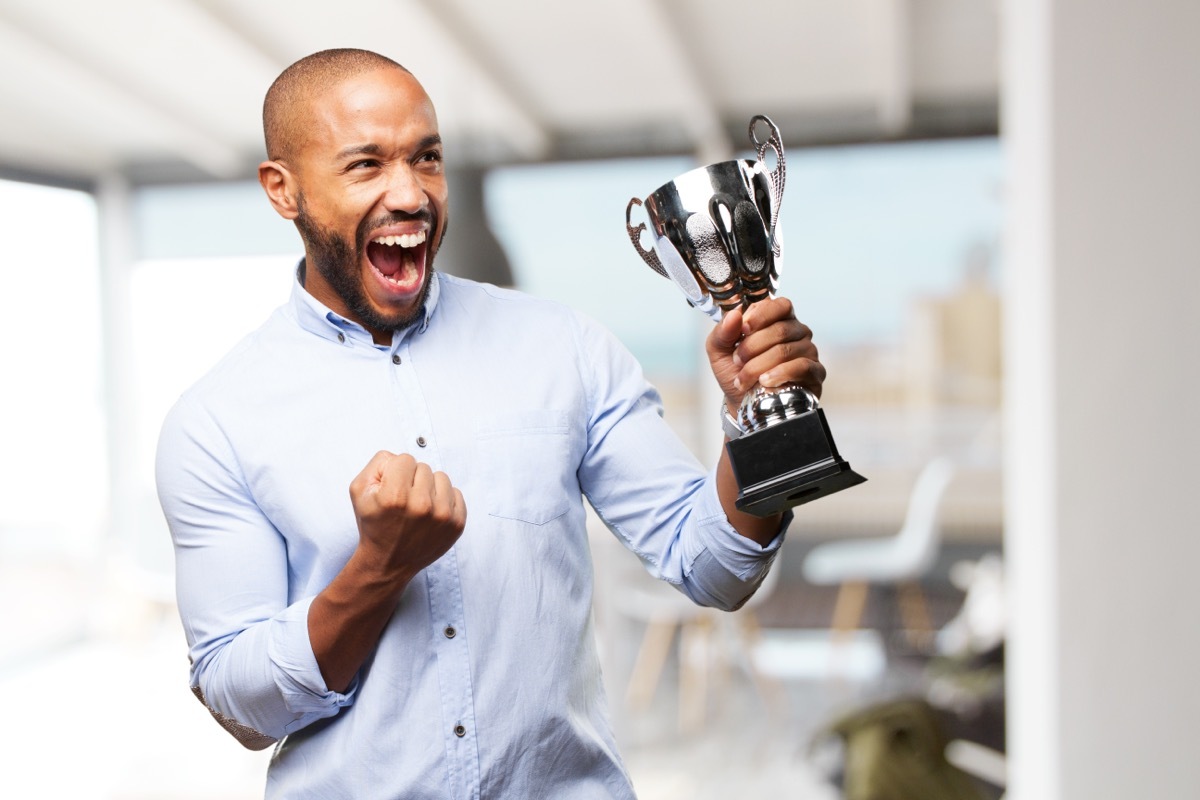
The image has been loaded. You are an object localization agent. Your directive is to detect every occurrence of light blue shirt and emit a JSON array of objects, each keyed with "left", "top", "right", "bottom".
[{"left": 156, "top": 270, "right": 785, "bottom": 799}]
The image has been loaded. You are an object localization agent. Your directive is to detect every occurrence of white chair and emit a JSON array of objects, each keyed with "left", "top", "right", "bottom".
[
  {"left": 801, "top": 456, "right": 958, "bottom": 645},
  {"left": 611, "top": 554, "right": 783, "bottom": 732}
]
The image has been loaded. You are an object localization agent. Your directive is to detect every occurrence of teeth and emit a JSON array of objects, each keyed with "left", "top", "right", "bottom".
[{"left": 372, "top": 231, "right": 427, "bottom": 248}]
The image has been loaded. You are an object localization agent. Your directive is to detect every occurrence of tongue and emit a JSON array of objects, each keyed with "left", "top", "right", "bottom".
[{"left": 368, "top": 241, "right": 404, "bottom": 277}]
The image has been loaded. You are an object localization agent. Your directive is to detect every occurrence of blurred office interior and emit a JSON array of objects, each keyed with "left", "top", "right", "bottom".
[{"left": 0, "top": 2, "right": 1196, "bottom": 799}]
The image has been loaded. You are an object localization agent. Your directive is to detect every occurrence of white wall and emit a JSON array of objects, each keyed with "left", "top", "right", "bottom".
[{"left": 1004, "top": 1, "right": 1200, "bottom": 798}]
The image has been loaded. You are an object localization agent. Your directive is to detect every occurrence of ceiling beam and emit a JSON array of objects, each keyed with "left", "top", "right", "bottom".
[
  {"left": 0, "top": 162, "right": 94, "bottom": 193},
  {"left": 644, "top": 0, "right": 733, "bottom": 163},
  {"left": 186, "top": 0, "right": 293, "bottom": 72},
  {"left": 408, "top": 0, "right": 550, "bottom": 159},
  {"left": 0, "top": 9, "right": 246, "bottom": 180}
]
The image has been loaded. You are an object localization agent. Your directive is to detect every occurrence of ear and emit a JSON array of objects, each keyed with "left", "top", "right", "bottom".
[{"left": 259, "top": 160, "right": 300, "bottom": 220}]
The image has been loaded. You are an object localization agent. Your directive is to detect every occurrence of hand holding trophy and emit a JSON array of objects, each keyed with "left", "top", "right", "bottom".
[{"left": 625, "top": 115, "right": 865, "bottom": 516}]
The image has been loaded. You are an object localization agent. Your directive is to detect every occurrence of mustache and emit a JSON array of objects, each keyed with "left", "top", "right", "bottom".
[{"left": 357, "top": 210, "right": 435, "bottom": 246}]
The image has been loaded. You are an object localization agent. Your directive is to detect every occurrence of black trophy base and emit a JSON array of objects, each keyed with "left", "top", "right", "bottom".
[{"left": 727, "top": 407, "right": 866, "bottom": 517}]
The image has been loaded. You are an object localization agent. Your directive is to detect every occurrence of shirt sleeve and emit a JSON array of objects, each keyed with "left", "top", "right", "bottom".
[
  {"left": 572, "top": 311, "right": 790, "bottom": 611},
  {"left": 156, "top": 395, "right": 356, "bottom": 746}
]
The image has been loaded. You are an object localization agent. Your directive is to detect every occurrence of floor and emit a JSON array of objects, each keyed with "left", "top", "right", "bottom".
[
  {"left": 0, "top": 623, "right": 879, "bottom": 799},
  {"left": 0, "top": 552, "right": 996, "bottom": 799}
]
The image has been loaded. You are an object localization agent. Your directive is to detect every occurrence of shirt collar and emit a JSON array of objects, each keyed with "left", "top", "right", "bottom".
[{"left": 288, "top": 259, "right": 442, "bottom": 348}]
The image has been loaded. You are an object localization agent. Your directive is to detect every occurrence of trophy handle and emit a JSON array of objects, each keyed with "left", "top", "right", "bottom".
[
  {"left": 749, "top": 115, "right": 786, "bottom": 257},
  {"left": 625, "top": 197, "right": 669, "bottom": 278}
]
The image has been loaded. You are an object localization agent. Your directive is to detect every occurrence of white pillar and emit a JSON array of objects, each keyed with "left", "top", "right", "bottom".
[
  {"left": 95, "top": 173, "right": 139, "bottom": 567},
  {"left": 1003, "top": 2, "right": 1200, "bottom": 798}
]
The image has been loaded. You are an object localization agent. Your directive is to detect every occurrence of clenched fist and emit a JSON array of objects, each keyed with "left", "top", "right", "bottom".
[
  {"left": 349, "top": 451, "right": 467, "bottom": 586},
  {"left": 706, "top": 297, "right": 826, "bottom": 413}
]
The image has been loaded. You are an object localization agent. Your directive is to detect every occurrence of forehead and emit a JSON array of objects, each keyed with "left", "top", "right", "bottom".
[{"left": 302, "top": 68, "right": 439, "bottom": 159}]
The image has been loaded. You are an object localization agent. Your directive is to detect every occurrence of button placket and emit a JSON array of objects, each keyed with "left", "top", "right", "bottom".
[{"left": 425, "top": 555, "right": 480, "bottom": 793}]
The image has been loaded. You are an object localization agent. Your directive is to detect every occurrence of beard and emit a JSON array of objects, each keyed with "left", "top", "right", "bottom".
[{"left": 294, "top": 195, "right": 444, "bottom": 334}]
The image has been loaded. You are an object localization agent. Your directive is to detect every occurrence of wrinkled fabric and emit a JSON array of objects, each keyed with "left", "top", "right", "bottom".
[{"left": 157, "top": 270, "right": 786, "bottom": 799}]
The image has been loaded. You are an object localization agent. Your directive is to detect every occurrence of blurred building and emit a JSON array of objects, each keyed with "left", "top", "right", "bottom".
[{"left": 906, "top": 242, "right": 1002, "bottom": 409}]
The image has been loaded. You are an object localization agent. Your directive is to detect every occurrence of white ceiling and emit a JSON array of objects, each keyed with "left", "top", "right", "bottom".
[{"left": 0, "top": 0, "right": 999, "bottom": 187}]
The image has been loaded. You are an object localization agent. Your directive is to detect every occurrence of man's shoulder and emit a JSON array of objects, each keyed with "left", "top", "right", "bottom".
[
  {"left": 436, "top": 273, "right": 591, "bottom": 334},
  {"left": 170, "top": 307, "right": 293, "bottom": 415}
]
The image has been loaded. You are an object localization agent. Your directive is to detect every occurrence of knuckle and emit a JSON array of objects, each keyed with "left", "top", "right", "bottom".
[
  {"left": 433, "top": 506, "right": 458, "bottom": 529},
  {"left": 407, "top": 497, "right": 432, "bottom": 519}
]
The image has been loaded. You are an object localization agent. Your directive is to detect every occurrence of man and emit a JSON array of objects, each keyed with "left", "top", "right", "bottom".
[{"left": 157, "top": 48, "right": 825, "bottom": 799}]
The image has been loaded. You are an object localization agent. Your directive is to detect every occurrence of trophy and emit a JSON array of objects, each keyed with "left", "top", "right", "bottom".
[{"left": 625, "top": 115, "right": 865, "bottom": 516}]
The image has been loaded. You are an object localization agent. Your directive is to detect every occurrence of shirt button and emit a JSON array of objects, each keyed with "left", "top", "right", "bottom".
[
  {"left": 337, "top": 333, "right": 345, "bottom": 343},
  {"left": 416, "top": 436, "right": 428, "bottom": 447},
  {"left": 454, "top": 724, "right": 466, "bottom": 738},
  {"left": 392, "top": 354, "right": 401, "bottom": 365},
  {"left": 444, "top": 625, "right": 456, "bottom": 639}
]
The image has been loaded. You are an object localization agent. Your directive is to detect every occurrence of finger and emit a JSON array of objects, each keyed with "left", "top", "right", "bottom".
[
  {"left": 451, "top": 487, "right": 468, "bottom": 531},
  {"left": 736, "top": 318, "right": 814, "bottom": 364},
  {"left": 431, "top": 471, "right": 458, "bottom": 517},
  {"left": 741, "top": 296, "right": 794, "bottom": 332},
  {"left": 756, "top": 351, "right": 827, "bottom": 396},
  {"left": 405, "top": 461, "right": 435, "bottom": 506},
  {"left": 734, "top": 322, "right": 816, "bottom": 393},
  {"left": 740, "top": 342, "right": 807, "bottom": 385},
  {"left": 372, "top": 453, "right": 416, "bottom": 506},
  {"left": 350, "top": 450, "right": 397, "bottom": 499}
]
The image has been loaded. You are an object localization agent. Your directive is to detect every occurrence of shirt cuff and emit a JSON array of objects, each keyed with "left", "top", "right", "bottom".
[
  {"left": 693, "top": 465, "right": 792, "bottom": 581},
  {"left": 266, "top": 596, "right": 358, "bottom": 729}
]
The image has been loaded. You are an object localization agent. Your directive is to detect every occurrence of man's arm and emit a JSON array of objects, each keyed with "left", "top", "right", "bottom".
[
  {"left": 159, "top": 400, "right": 464, "bottom": 742},
  {"left": 705, "top": 298, "right": 827, "bottom": 546},
  {"left": 574, "top": 306, "right": 794, "bottom": 612},
  {"left": 308, "top": 451, "right": 466, "bottom": 693}
]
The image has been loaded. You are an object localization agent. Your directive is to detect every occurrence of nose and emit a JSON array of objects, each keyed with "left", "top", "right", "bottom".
[{"left": 382, "top": 165, "right": 428, "bottom": 214}]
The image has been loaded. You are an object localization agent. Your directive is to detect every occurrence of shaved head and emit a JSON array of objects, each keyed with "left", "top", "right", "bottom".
[{"left": 263, "top": 48, "right": 409, "bottom": 163}]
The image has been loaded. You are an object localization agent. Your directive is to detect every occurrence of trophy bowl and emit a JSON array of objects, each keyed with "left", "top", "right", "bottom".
[{"left": 625, "top": 115, "right": 865, "bottom": 516}]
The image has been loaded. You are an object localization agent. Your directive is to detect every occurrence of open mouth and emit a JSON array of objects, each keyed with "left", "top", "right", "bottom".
[{"left": 366, "top": 230, "right": 427, "bottom": 291}]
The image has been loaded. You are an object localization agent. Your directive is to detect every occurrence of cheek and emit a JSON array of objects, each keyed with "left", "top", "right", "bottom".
[
  {"left": 431, "top": 189, "right": 449, "bottom": 225},
  {"left": 314, "top": 183, "right": 375, "bottom": 219}
]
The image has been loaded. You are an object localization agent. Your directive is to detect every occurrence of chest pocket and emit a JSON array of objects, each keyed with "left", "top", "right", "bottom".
[{"left": 474, "top": 410, "right": 575, "bottom": 525}]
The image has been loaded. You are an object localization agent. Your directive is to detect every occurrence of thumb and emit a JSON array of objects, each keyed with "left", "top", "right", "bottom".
[
  {"left": 707, "top": 305, "right": 743, "bottom": 356},
  {"left": 706, "top": 306, "right": 745, "bottom": 402},
  {"left": 351, "top": 450, "right": 395, "bottom": 503}
]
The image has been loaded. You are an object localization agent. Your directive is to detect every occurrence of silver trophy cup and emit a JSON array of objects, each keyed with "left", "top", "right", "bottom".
[{"left": 625, "top": 115, "right": 865, "bottom": 515}]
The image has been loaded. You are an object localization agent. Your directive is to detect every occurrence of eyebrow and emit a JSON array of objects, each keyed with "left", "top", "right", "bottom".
[{"left": 334, "top": 135, "right": 443, "bottom": 162}]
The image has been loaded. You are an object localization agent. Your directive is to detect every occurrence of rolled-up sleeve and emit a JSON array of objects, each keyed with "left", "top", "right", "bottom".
[
  {"left": 156, "top": 397, "right": 355, "bottom": 746},
  {"left": 573, "top": 312, "right": 790, "bottom": 611}
]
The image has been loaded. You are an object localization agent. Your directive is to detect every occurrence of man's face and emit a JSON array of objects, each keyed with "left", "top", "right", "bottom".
[{"left": 288, "top": 68, "right": 449, "bottom": 341}]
